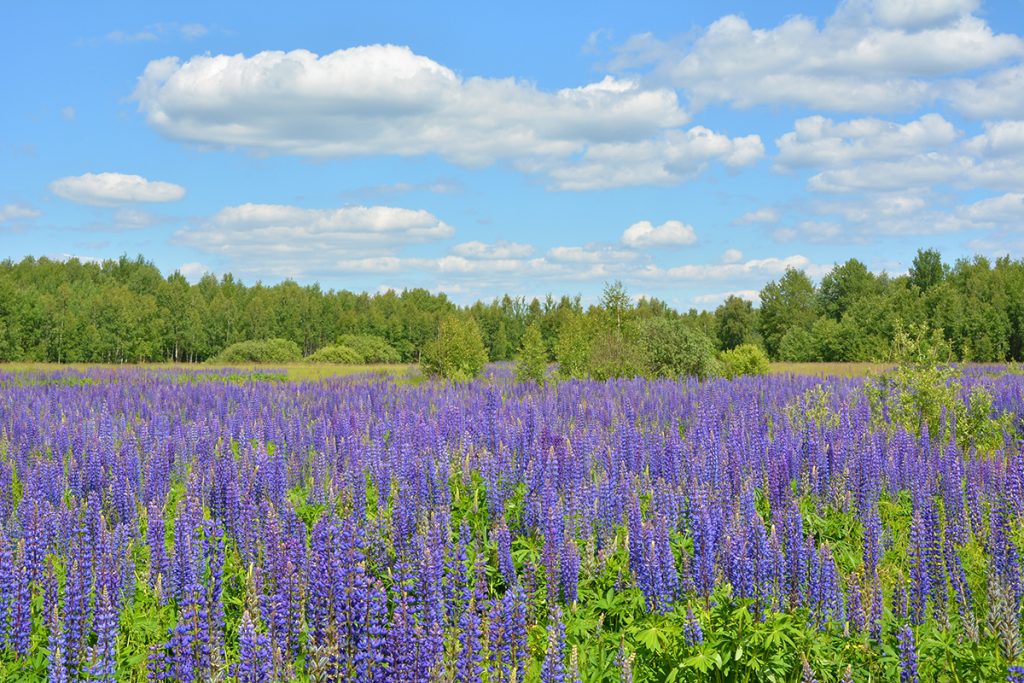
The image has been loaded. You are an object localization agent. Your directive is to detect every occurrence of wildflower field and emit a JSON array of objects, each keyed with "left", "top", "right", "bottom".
[{"left": 2, "top": 365, "right": 1024, "bottom": 682}]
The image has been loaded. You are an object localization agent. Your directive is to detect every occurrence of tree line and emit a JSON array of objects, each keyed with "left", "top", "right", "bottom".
[{"left": 0, "top": 249, "right": 1022, "bottom": 366}]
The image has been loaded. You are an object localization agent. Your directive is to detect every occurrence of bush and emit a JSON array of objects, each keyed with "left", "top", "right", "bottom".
[
  {"left": 305, "top": 345, "right": 364, "bottom": 364},
  {"left": 420, "top": 315, "right": 489, "bottom": 381},
  {"left": 515, "top": 323, "right": 548, "bottom": 385},
  {"left": 335, "top": 334, "right": 401, "bottom": 364},
  {"left": 588, "top": 329, "right": 648, "bottom": 381},
  {"left": 554, "top": 313, "right": 591, "bottom": 379},
  {"left": 639, "top": 317, "right": 721, "bottom": 380},
  {"left": 212, "top": 338, "right": 302, "bottom": 364},
  {"left": 719, "top": 343, "right": 771, "bottom": 379},
  {"left": 777, "top": 326, "right": 818, "bottom": 362}
]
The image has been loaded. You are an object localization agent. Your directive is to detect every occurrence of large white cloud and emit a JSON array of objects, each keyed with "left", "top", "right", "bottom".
[
  {"left": 174, "top": 203, "right": 454, "bottom": 277},
  {"left": 866, "top": 0, "right": 979, "bottom": 30},
  {"left": 637, "top": 254, "right": 829, "bottom": 281},
  {"left": 544, "top": 127, "right": 763, "bottom": 190},
  {"left": 621, "top": 220, "right": 697, "bottom": 247},
  {"left": 965, "top": 120, "right": 1024, "bottom": 156},
  {"left": 50, "top": 172, "right": 186, "bottom": 205},
  {"left": 775, "top": 114, "right": 957, "bottom": 169},
  {"left": 949, "top": 65, "right": 1024, "bottom": 119},
  {"left": 614, "top": 6, "right": 1022, "bottom": 113},
  {"left": 133, "top": 45, "right": 762, "bottom": 188}
]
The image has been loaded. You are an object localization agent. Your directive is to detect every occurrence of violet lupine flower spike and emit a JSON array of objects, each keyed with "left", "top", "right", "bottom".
[
  {"left": 540, "top": 606, "right": 567, "bottom": 683},
  {"left": 898, "top": 624, "right": 919, "bottom": 683}
]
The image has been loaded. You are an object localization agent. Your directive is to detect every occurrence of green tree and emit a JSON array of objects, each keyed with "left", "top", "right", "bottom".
[
  {"left": 818, "top": 259, "right": 875, "bottom": 321},
  {"left": 491, "top": 321, "right": 510, "bottom": 361},
  {"left": 778, "top": 326, "right": 818, "bottom": 362},
  {"left": 420, "top": 314, "right": 488, "bottom": 381},
  {"left": 639, "top": 317, "right": 720, "bottom": 379},
  {"left": 714, "top": 295, "right": 757, "bottom": 350},
  {"left": 759, "top": 268, "right": 818, "bottom": 359},
  {"left": 600, "top": 280, "right": 631, "bottom": 335},
  {"left": 515, "top": 323, "right": 548, "bottom": 384},
  {"left": 554, "top": 312, "right": 591, "bottom": 379},
  {"left": 908, "top": 248, "right": 947, "bottom": 292},
  {"left": 588, "top": 328, "right": 647, "bottom": 381}
]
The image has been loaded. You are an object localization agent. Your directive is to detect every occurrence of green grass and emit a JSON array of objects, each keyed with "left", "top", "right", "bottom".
[
  {"left": 0, "top": 361, "right": 420, "bottom": 382},
  {"left": 769, "top": 361, "right": 894, "bottom": 377}
]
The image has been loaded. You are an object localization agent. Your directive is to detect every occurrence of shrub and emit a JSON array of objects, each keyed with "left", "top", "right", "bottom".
[
  {"left": 778, "top": 326, "right": 818, "bottom": 362},
  {"left": 588, "top": 329, "right": 648, "bottom": 381},
  {"left": 212, "top": 338, "right": 302, "bottom": 364},
  {"left": 305, "top": 345, "right": 364, "bottom": 364},
  {"left": 420, "top": 315, "right": 489, "bottom": 381},
  {"left": 719, "top": 343, "right": 771, "bottom": 379},
  {"left": 639, "top": 317, "right": 721, "bottom": 380},
  {"left": 515, "top": 323, "right": 548, "bottom": 385},
  {"left": 335, "top": 334, "right": 401, "bottom": 364},
  {"left": 554, "top": 313, "right": 591, "bottom": 379}
]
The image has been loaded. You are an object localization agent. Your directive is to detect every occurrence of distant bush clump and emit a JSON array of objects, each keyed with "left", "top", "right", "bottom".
[
  {"left": 719, "top": 343, "right": 771, "bottom": 379},
  {"left": 515, "top": 323, "right": 548, "bottom": 385},
  {"left": 305, "top": 345, "right": 363, "bottom": 364},
  {"left": 212, "top": 338, "right": 302, "bottom": 364},
  {"left": 421, "top": 315, "right": 488, "bottom": 381},
  {"left": 638, "top": 317, "right": 721, "bottom": 380},
  {"left": 335, "top": 334, "right": 401, "bottom": 364}
]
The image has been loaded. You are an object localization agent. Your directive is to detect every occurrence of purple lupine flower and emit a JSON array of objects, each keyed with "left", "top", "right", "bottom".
[
  {"left": 683, "top": 606, "right": 704, "bottom": 645},
  {"left": 47, "top": 605, "right": 67, "bottom": 683},
  {"left": 801, "top": 656, "right": 818, "bottom": 683},
  {"left": 560, "top": 538, "right": 580, "bottom": 605},
  {"left": 1008, "top": 665, "right": 1024, "bottom": 683},
  {"left": 10, "top": 544, "right": 31, "bottom": 656},
  {"left": 540, "top": 606, "right": 567, "bottom": 683},
  {"left": 617, "top": 640, "right": 635, "bottom": 683},
  {"left": 89, "top": 586, "right": 118, "bottom": 683},
  {"left": 495, "top": 518, "right": 517, "bottom": 587},
  {"left": 236, "top": 609, "right": 273, "bottom": 683},
  {"left": 898, "top": 624, "right": 919, "bottom": 683},
  {"left": 862, "top": 506, "right": 882, "bottom": 576}
]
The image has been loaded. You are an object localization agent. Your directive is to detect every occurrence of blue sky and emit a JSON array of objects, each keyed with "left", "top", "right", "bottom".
[{"left": 2, "top": 0, "right": 1024, "bottom": 308}]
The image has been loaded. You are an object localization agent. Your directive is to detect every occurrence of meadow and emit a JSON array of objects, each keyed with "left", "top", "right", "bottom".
[{"left": 1, "top": 362, "right": 1023, "bottom": 681}]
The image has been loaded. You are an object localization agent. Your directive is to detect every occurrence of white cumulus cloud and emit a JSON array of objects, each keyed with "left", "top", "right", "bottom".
[
  {"left": 0, "top": 203, "right": 41, "bottom": 223},
  {"left": 451, "top": 240, "right": 534, "bottom": 259},
  {"left": 174, "top": 203, "right": 454, "bottom": 278},
  {"left": 621, "top": 219, "right": 698, "bottom": 247},
  {"left": 133, "top": 45, "right": 761, "bottom": 189},
  {"left": 49, "top": 172, "right": 185, "bottom": 205},
  {"left": 721, "top": 248, "right": 744, "bottom": 263},
  {"left": 735, "top": 209, "right": 778, "bottom": 225},
  {"left": 613, "top": 6, "right": 1022, "bottom": 114},
  {"left": 775, "top": 114, "right": 958, "bottom": 169}
]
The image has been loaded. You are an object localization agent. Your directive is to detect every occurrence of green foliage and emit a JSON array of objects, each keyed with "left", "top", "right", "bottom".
[
  {"left": 588, "top": 328, "right": 648, "bottom": 381},
  {"left": 554, "top": 312, "right": 591, "bottom": 379},
  {"left": 865, "top": 321, "right": 1014, "bottom": 451},
  {"left": 909, "top": 247, "right": 947, "bottom": 292},
  {"left": 420, "top": 314, "right": 489, "bottom": 381},
  {"left": 759, "top": 268, "right": 819, "bottom": 359},
  {"left": 304, "top": 344, "right": 363, "bottom": 364},
  {"left": 515, "top": 323, "right": 548, "bottom": 384},
  {"left": 778, "top": 326, "right": 819, "bottom": 362},
  {"left": 638, "top": 317, "right": 721, "bottom": 379},
  {"left": 714, "top": 295, "right": 757, "bottom": 351},
  {"left": 719, "top": 343, "right": 770, "bottom": 379},
  {"left": 212, "top": 338, "right": 302, "bottom": 363},
  {"left": 334, "top": 334, "right": 401, "bottom": 363},
  {"left": 6, "top": 250, "right": 1024, "bottom": 366}
]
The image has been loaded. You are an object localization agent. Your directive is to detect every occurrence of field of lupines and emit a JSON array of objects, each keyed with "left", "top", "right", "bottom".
[{"left": 2, "top": 366, "right": 1024, "bottom": 681}]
